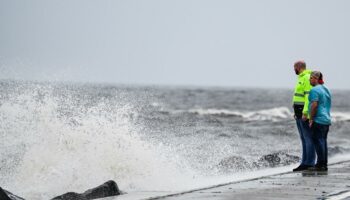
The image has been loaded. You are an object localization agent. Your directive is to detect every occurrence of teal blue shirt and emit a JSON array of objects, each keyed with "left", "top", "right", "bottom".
[{"left": 308, "top": 85, "right": 332, "bottom": 125}]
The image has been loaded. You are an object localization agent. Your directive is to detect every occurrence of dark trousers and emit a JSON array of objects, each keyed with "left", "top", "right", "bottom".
[
  {"left": 311, "top": 122, "right": 329, "bottom": 167},
  {"left": 296, "top": 118, "right": 315, "bottom": 166}
]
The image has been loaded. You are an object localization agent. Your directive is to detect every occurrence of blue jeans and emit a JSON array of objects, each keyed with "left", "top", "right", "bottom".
[
  {"left": 311, "top": 122, "right": 329, "bottom": 167},
  {"left": 296, "top": 118, "right": 315, "bottom": 166}
]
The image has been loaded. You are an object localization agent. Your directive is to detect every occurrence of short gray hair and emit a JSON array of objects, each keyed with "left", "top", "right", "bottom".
[
  {"left": 294, "top": 60, "right": 306, "bottom": 69},
  {"left": 311, "top": 71, "right": 322, "bottom": 79}
]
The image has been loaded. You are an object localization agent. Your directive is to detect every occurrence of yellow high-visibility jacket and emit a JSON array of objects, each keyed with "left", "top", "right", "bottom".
[{"left": 293, "top": 69, "right": 312, "bottom": 116}]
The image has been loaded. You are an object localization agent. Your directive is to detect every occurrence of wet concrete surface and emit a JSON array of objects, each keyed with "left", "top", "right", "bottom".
[{"left": 151, "top": 161, "right": 350, "bottom": 200}]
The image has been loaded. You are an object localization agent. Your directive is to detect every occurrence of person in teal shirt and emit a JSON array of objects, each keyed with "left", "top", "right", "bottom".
[{"left": 308, "top": 71, "right": 331, "bottom": 171}]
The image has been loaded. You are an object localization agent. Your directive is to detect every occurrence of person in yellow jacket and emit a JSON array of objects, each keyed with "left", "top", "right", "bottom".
[{"left": 292, "top": 60, "right": 315, "bottom": 171}]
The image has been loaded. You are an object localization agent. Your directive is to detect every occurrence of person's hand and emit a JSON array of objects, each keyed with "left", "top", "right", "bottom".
[
  {"left": 309, "top": 120, "right": 313, "bottom": 128},
  {"left": 302, "top": 114, "right": 308, "bottom": 121}
]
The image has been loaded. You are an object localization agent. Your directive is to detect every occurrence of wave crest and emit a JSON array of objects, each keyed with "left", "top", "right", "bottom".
[
  {"left": 332, "top": 112, "right": 350, "bottom": 122},
  {"left": 188, "top": 107, "right": 293, "bottom": 122},
  {"left": 185, "top": 107, "right": 350, "bottom": 122}
]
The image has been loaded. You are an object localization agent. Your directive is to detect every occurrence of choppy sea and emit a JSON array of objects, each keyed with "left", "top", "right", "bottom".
[{"left": 1, "top": 80, "right": 350, "bottom": 199}]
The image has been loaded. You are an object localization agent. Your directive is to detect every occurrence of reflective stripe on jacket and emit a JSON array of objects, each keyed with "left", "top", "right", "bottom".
[{"left": 293, "top": 69, "right": 312, "bottom": 116}]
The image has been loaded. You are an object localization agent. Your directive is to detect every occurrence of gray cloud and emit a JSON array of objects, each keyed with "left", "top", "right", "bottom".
[{"left": 1, "top": 0, "right": 349, "bottom": 89}]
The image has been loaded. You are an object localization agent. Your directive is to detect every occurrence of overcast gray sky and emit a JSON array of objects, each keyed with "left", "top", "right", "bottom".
[{"left": 0, "top": 0, "right": 349, "bottom": 89}]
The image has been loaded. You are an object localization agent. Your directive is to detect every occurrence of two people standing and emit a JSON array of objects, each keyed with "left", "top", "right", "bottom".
[{"left": 292, "top": 61, "right": 331, "bottom": 172}]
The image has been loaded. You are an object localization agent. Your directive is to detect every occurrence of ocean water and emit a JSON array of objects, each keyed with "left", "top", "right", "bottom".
[{"left": 1, "top": 80, "right": 350, "bottom": 199}]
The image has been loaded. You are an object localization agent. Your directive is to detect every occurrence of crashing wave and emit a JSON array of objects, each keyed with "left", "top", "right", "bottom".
[
  {"left": 181, "top": 107, "right": 350, "bottom": 123},
  {"left": 188, "top": 107, "right": 293, "bottom": 122},
  {"left": 332, "top": 112, "right": 350, "bottom": 122}
]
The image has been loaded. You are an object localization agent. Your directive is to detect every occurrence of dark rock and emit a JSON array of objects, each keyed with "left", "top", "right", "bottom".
[
  {"left": 255, "top": 151, "right": 300, "bottom": 167},
  {"left": 0, "top": 187, "right": 11, "bottom": 200},
  {"left": 51, "top": 180, "right": 120, "bottom": 200},
  {"left": 82, "top": 180, "right": 120, "bottom": 199},
  {"left": 218, "top": 156, "right": 250, "bottom": 172},
  {"left": 328, "top": 146, "right": 344, "bottom": 156},
  {"left": 0, "top": 187, "right": 25, "bottom": 200}
]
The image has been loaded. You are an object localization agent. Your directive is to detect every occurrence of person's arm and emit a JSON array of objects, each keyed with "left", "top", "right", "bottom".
[
  {"left": 302, "top": 76, "right": 312, "bottom": 121},
  {"left": 302, "top": 92, "right": 310, "bottom": 121},
  {"left": 309, "top": 101, "right": 318, "bottom": 127}
]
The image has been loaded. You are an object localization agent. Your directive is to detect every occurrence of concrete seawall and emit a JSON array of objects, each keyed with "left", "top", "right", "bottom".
[
  {"left": 151, "top": 161, "right": 350, "bottom": 200},
  {"left": 108, "top": 159, "right": 350, "bottom": 200}
]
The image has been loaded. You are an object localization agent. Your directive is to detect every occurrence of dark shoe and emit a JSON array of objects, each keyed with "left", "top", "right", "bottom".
[
  {"left": 309, "top": 166, "right": 328, "bottom": 171},
  {"left": 293, "top": 165, "right": 313, "bottom": 172},
  {"left": 319, "top": 166, "right": 328, "bottom": 171}
]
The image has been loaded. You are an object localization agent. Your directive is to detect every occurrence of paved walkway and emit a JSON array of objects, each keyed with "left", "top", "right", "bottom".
[{"left": 148, "top": 161, "right": 350, "bottom": 200}]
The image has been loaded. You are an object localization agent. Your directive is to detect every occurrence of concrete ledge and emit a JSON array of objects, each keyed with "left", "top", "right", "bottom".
[{"left": 152, "top": 160, "right": 350, "bottom": 200}]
